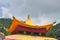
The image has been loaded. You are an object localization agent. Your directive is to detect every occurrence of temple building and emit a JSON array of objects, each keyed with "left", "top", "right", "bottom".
[{"left": 7, "top": 16, "right": 56, "bottom": 35}]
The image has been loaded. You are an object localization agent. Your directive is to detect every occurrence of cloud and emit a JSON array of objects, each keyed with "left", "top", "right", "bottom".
[
  {"left": 0, "top": 0, "right": 60, "bottom": 25},
  {"left": 1, "top": 7, "right": 12, "bottom": 19},
  {"left": 2, "top": 7, "right": 9, "bottom": 17}
]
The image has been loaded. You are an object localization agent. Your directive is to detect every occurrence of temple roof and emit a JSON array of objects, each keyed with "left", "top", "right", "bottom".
[{"left": 7, "top": 17, "right": 55, "bottom": 33}]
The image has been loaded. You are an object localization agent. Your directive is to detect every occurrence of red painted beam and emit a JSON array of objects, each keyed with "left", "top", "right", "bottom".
[{"left": 11, "top": 26, "right": 47, "bottom": 34}]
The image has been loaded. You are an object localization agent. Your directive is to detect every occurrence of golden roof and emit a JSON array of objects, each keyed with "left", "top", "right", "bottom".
[{"left": 7, "top": 16, "right": 55, "bottom": 33}]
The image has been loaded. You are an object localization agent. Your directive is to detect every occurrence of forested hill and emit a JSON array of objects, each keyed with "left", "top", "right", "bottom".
[
  {"left": 47, "top": 23, "right": 60, "bottom": 38},
  {"left": 0, "top": 18, "right": 13, "bottom": 35},
  {"left": 0, "top": 18, "right": 13, "bottom": 29}
]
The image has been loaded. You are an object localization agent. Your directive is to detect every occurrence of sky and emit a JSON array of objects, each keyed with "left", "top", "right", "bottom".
[{"left": 0, "top": 0, "right": 60, "bottom": 25}]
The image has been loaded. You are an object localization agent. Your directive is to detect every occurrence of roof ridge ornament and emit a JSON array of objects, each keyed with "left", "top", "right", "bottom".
[
  {"left": 12, "top": 16, "right": 15, "bottom": 19},
  {"left": 26, "top": 15, "right": 35, "bottom": 26}
]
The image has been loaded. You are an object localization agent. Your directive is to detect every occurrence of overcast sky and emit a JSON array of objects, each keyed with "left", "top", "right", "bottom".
[{"left": 0, "top": 0, "right": 60, "bottom": 25}]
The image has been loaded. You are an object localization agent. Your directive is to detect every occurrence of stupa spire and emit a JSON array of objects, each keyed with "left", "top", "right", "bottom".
[{"left": 25, "top": 15, "right": 35, "bottom": 26}]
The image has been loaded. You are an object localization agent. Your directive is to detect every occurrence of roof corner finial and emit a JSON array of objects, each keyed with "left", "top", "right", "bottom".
[
  {"left": 53, "top": 21, "right": 56, "bottom": 24},
  {"left": 12, "top": 16, "right": 15, "bottom": 19}
]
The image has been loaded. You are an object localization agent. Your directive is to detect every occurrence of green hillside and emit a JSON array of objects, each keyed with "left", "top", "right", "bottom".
[
  {"left": 46, "top": 23, "right": 60, "bottom": 38},
  {"left": 0, "top": 18, "right": 13, "bottom": 35},
  {"left": 0, "top": 18, "right": 13, "bottom": 29}
]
